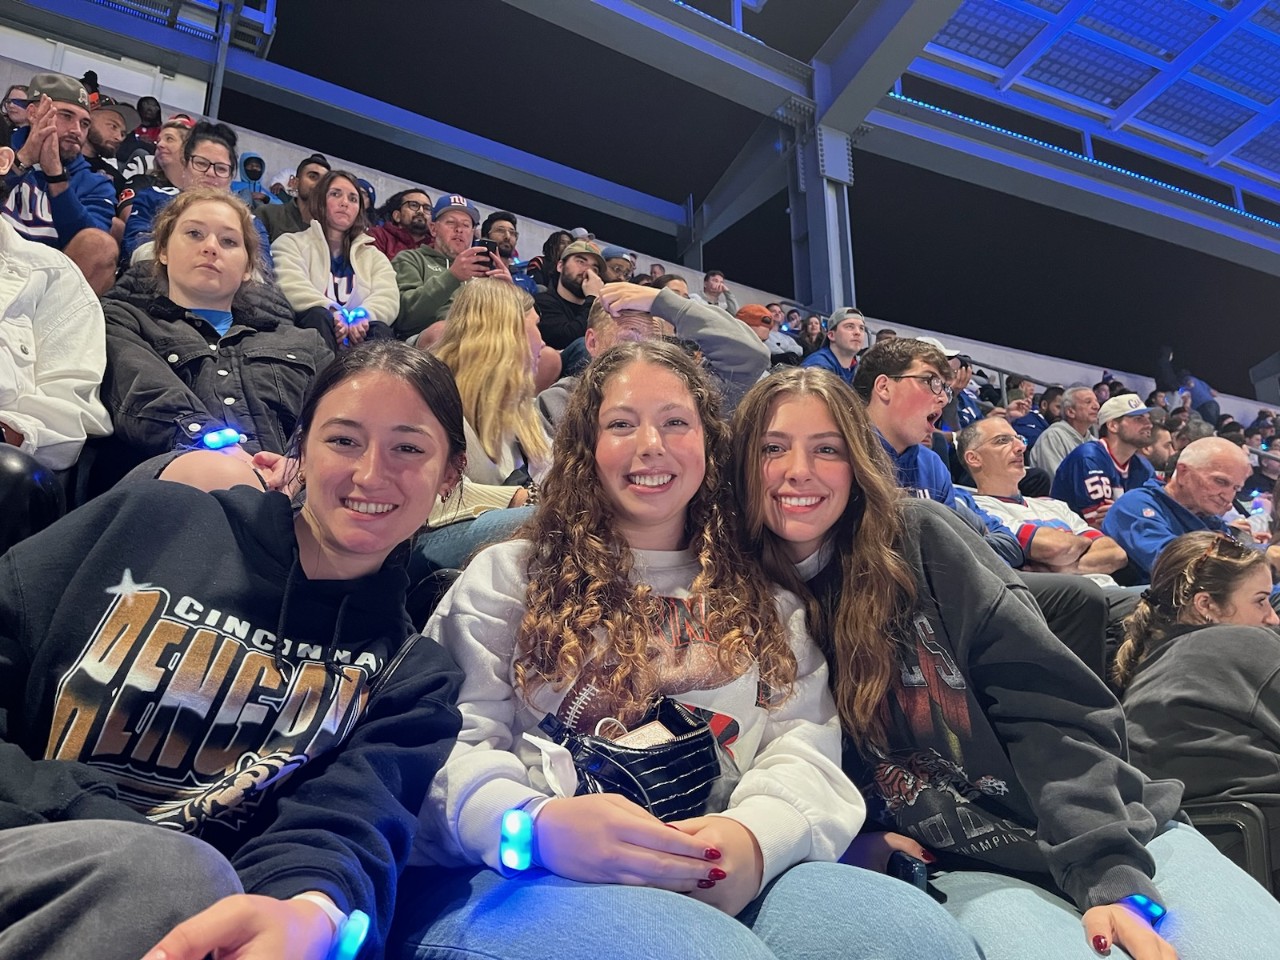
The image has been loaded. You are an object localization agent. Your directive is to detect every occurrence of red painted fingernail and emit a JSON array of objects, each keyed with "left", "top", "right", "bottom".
[
  {"left": 920, "top": 850, "right": 937, "bottom": 864},
  {"left": 1092, "top": 935, "right": 1110, "bottom": 956},
  {"left": 697, "top": 879, "right": 716, "bottom": 889},
  {"left": 704, "top": 847, "right": 722, "bottom": 860},
  {"left": 708, "top": 867, "right": 727, "bottom": 881}
]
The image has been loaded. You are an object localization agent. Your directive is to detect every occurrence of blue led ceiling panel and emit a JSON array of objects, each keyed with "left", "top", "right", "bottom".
[
  {"left": 1193, "top": 28, "right": 1280, "bottom": 105},
  {"left": 1252, "top": 2, "right": 1280, "bottom": 36},
  {"left": 1233, "top": 118, "right": 1280, "bottom": 171},
  {"left": 932, "top": 0, "right": 1047, "bottom": 69},
  {"left": 1077, "top": 0, "right": 1219, "bottom": 62},
  {"left": 1024, "top": 31, "right": 1160, "bottom": 106},
  {"left": 1136, "top": 78, "right": 1258, "bottom": 143},
  {"left": 1024, "top": 0, "right": 1069, "bottom": 13}
]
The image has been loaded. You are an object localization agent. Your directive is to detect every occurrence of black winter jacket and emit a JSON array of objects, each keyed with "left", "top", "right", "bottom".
[{"left": 101, "top": 267, "right": 330, "bottom": 459}]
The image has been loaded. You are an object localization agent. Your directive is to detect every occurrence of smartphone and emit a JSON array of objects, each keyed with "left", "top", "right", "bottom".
[
  {"left": 886, "top": 851, "right": 929, "bottom": 890},
  {"left": 473, "top": 238, "right": 499, "bottom": 268}
]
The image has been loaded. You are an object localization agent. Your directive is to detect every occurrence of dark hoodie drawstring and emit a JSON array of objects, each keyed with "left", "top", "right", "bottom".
[
  {"left": 327, "top": 594, "right": 352, "bottom": 678},
  {"left": 271, "top": 559, "right": 303, "bottom": 672},
  {"left": 275, "top": 556, "right": 352, "bottom": 678}
]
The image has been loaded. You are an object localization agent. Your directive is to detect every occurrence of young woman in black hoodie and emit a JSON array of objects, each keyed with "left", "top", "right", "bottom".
[
  {"left": 0, "top": 341, "right": 465, "bottom": 959},
  {"left": 730, "top": 366, "right": 1280, "bottom": 960}
]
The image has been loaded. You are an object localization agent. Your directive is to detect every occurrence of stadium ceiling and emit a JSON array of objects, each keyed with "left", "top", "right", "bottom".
[
  {"left": 921, "top": 0, "right": 1280, "bottom": 191},
  {"left": 11, "top": 0, "right": 1280, "bottom": 275}
]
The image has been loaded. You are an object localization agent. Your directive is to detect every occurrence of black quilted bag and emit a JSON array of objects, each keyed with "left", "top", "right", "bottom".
[{"left": 537, "top": 697, "right": 721, "bottom": 822}]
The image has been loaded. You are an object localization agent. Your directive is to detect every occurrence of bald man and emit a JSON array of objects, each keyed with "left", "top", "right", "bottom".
[{"left": 1103, "top": 437, "right": 1279, "bottom": 581}]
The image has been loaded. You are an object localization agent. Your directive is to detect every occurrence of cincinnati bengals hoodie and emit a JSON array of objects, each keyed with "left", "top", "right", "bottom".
[{"left": 0, "top": 480, "right": 462, "bottom": 952}]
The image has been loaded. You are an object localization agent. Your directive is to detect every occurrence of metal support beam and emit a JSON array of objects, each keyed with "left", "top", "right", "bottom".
[
  {"left": 813, "top": 0, "right": 964, "bottom": 132},
  {"left": 205, "top": 0, "right": 243, "bottom": 121},
  {"left": 1108, "top": 0, "right": 1269, "bottom": 130},
  {"left": 1, "top": 0, "right": 217, "bottom": 78},
  {"left": 497, "top": 0, "right": 811, "bottom": 117},
  {"left": 0, "top": 0, "right": 685, "bottom": 234},
  {"left": 687, "top": 117, "right": 788, "bottom": 251},
  {"left": 859, "top": 94, "right": 1280, "bottom": 278},
  {"left": 221, "top": 50, "right": 686, "bottom": 234},
  {"left": 790, "top": 126, "right": 857, "bottom": 313}
]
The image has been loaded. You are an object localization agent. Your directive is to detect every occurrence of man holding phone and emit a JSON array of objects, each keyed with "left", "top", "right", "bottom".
[
  {"left": 480, "top": 210, "right": 538, "bottom": 295},
  {"left": 392, "top": 194, "right": 511, "bottom": 344}
]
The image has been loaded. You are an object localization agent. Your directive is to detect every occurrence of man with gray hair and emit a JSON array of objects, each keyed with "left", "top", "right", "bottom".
[
  {"left": 1029, "top": 385, "right": 1099, "bottom": 477},
  {"left": 1103, "top": 437, "right": 1280, "bottom": 581}
]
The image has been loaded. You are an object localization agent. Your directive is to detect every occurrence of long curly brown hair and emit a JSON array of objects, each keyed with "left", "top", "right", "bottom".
[
  {"left": 731, "top": 367, "right": 917, "bottom": 752},
  {"left": 514, "top": 340, "right": 796, "bottom": 719}
]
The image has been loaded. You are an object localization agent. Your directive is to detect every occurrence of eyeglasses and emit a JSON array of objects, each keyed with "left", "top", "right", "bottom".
[
  {"left": 400, "top": 200, "right": 429, "bottom": 213},
  {"left": 975, "top": 433, "right": 1023, "bottom": 450},
  {"left": 888, "top": 373, "right": 953, "bottom": 400},
  {"left": 3, "top": 98, "right": 27, "bottom": 109},
  {"left": 188, "top": 155, "right": 233, "bottom": 178}
]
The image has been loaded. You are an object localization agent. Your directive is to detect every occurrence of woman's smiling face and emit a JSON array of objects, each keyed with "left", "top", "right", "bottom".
[
  {"left": 758, "top": 394, "right": 853, "bottom": 562},
  {"left": 296, "top": 370, "right": 459, "bottom": 579}
]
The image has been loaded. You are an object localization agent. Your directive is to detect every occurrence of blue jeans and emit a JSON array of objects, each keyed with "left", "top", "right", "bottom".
[
  {"left": 930, "top": 822, "right": 1280, "bottom": 959},
  {"left": 389, "top": 860, "right": 982, "bottom": 960},
  {"left": 410, "top": 506, "right": 536, "bottom": 574}
]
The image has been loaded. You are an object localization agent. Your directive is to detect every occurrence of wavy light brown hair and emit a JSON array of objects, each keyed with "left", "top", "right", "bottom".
[
  {"left": 731, "top": 367, "right": 917, "bottom": 751},
  {"left": 514, "top": 339, "right": 795, "bottom": 718},
  {"left": 1113, "top": 531, "right": 1269, "bottom": 689}
]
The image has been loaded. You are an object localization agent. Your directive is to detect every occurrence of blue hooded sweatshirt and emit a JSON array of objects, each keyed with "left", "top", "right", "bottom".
[{"left": 232, "top": 151, "right": 280, "bottom": 205}]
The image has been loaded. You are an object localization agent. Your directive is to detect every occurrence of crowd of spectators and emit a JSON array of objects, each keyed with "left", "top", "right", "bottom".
[{"left": 5, "top": 68, "right": 1280, "bottom": 960}]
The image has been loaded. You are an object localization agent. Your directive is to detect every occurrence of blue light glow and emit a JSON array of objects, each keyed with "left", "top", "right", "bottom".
[
  {"left": 499, "top": 808, "right": 534, "bottom": 872},
  {"left": 1119, "top": 892, "right": 1167, "bottom": 927},
  {"left": 886, "top": 90, "right": 1280, "bottom": 232},
  {"left": 200, "top": 427, "right": 241, "bottom": 450}
]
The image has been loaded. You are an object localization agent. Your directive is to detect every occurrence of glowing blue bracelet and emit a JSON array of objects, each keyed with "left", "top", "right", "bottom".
[
  {"left": 338, "top": 306, "right": 368, "bottom": 348},
  {"left": 329, "top": 909, "right": 370, "bottom": 960},
  {"left": 1119, "top": 893, "right": 1167, "bottom": 928},
  {"left": 199, "top": 427, "right": 241, "bottom": 450},
  {"left": 499, "top": 808, "right": 534, "bottom": 872}
]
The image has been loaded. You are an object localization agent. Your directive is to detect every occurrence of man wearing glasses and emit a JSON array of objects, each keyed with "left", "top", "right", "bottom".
[
  {"left": 368, "top": 188, "right": 433, "bottom": 260},
  {"left": 853, "top": 337, "right": 955, "bottom": 502},
  {"left": 1, "top": 73, "right": 117, "bottom": 295},
  {"left": 855, "top": 337, "right": 1115, "bottom": 681},
  {"left": 961, "top": 417, "right": 1128, "bottom": 579}
]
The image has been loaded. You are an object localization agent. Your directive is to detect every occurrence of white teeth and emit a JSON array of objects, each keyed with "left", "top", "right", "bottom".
[
  {"left": 629, "top": 474, "right": 673, "bottom": 487},
  {"left": 779, "top": 496, "right": 822, "bottom": 507},
  {"left": 344, "top": 499, "right": 396, "bottom": 514}
]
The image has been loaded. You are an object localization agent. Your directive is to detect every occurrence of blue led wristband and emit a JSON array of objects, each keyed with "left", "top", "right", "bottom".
[
  {"left": 200, "top": 427, "right": 242, "bottom": 450},
  {"left": 329, "top": 909, "right": 370, "bottom": 960},
  {"left": 1118, "top": 893, "right": 1167, "bottom": 928},
  {"left": 499, "top": 808, "right": 534, "bottom": 872},
  {"left": 338, "top": 306, "right": 369, "bottom": 348}
]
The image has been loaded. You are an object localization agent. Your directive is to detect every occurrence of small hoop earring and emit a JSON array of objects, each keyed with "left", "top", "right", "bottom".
[{"left": 441, "top": 487, "right": 452, "bottom": 502}]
